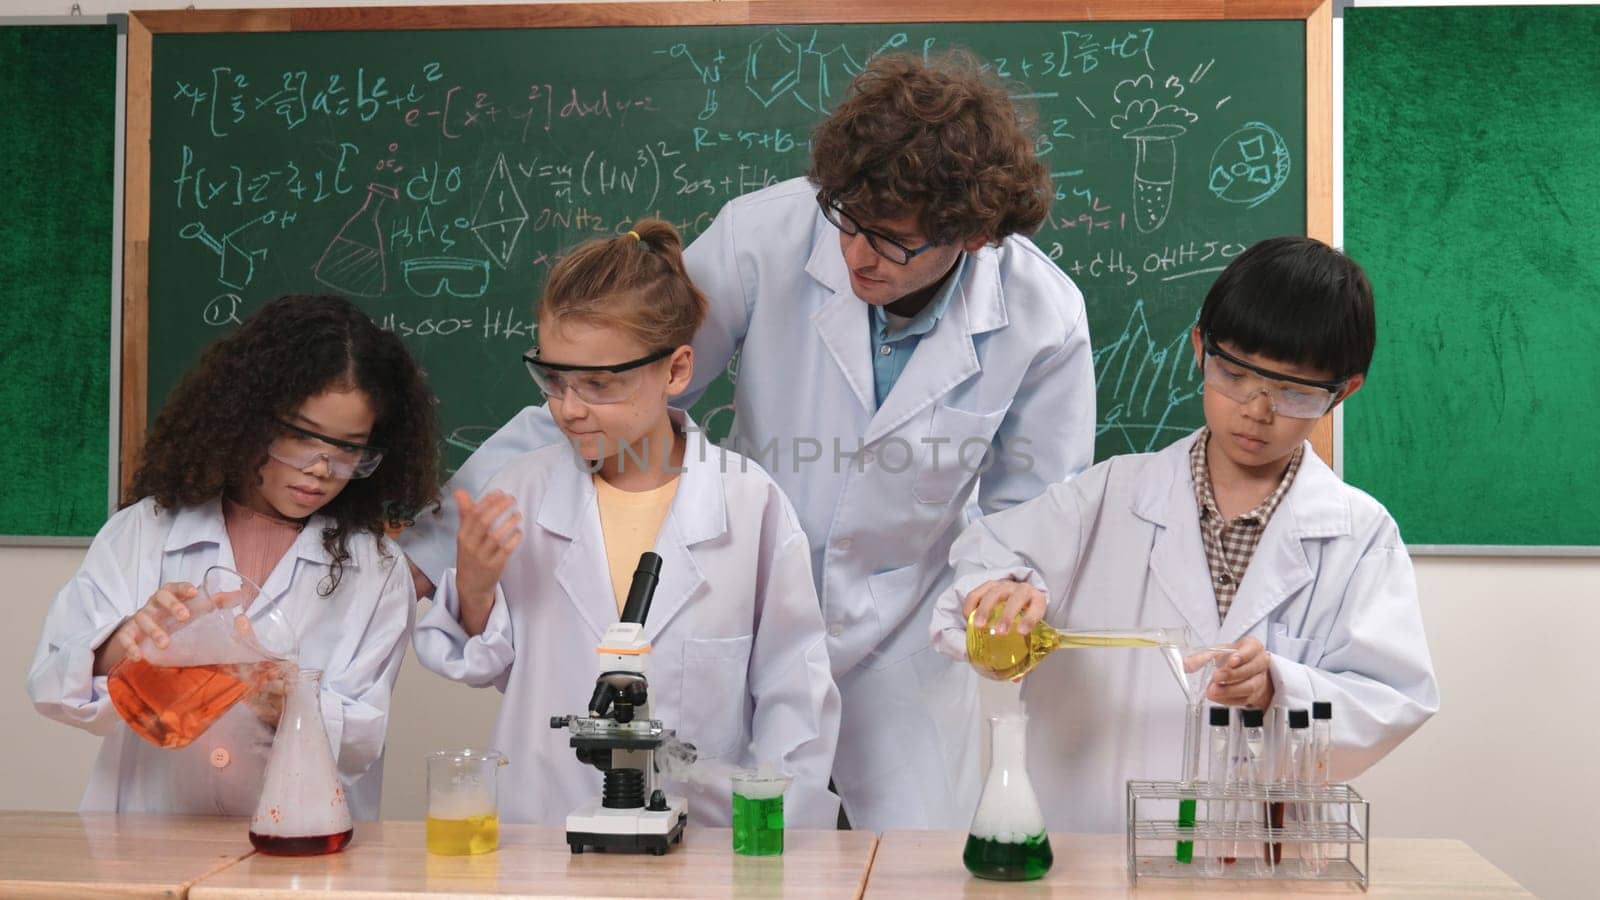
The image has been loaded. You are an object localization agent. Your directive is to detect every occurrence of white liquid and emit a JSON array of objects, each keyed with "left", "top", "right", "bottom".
[{"left": 970, "top": 714, "right": 1045, "bottom": 843}]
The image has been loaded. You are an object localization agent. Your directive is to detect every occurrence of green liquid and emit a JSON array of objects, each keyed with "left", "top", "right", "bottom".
[
  {"left": 732, "top": 792, "right": 784, "bottom": 856},
  {"left": 962, "top": 832, "right": 1053, "bottom": 881},
  {"left": 1177, "top": 798, "right": 1196, "bottom": 863}
]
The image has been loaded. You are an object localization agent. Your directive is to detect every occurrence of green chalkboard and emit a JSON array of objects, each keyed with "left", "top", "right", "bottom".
[
  {"left": 140, "top": 13, "right": 1308, "bottom": 478},
  {"left": 0, "top": 22, "right": 116, "bottom": 539},
  {"left": 1344, "top": 5, "right": 1600, "bottom": 549}
]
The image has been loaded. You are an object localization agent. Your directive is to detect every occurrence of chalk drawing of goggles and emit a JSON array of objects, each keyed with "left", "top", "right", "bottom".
[{"left": 402, "top": 256, "right": 492, "bottom": 299}]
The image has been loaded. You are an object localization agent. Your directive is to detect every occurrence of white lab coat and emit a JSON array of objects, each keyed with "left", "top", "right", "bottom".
[
  {"left": 28, "top": 498, "right": 414, "bottom": 820},
  {"left": 412, "top": 419, "right": 841, "bottom": 829},
  {"left": 402, "top": 177, "right": 1096, "bottom": 830},
  {"left": 931, "top": 430, "right": 1440, "bottom": 833}
]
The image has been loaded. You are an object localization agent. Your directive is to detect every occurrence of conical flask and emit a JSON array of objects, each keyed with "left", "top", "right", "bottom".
[
  {"left": 964, "top": 713, "right": 1052, "bottom": 881},
  {"left": 313, "top": 182, "right": 397, "bottom": 298},
  {"left": 249, "top": 668, "right": 353, "bottom": 855},
  {"left": 966, "top": 609, "right": 1192, "bottom": 680}
]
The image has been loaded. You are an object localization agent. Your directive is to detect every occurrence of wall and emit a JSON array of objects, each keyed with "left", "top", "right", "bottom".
[{"left": 3, "top": 1, "right": 1589, "bottom": 897}]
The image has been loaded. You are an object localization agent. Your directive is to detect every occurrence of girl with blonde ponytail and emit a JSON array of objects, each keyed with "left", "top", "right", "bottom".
[{"left": 411, "top": 219, "right": 843, "bottom": 831}]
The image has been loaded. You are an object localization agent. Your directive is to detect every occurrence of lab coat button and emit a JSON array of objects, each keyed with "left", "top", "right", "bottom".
[
  {"left": 210, "top": 748, "right": 231, "bottom": 769},
  {"left": 834, "top": 538, "right": 853, "bottom": 551},
  {"left": 860, "top": 450, "right": 875, "bottom": 465},
  {"left": 879, "top": 344, "right": 893, "bottom": 356},
  {"left": 828, "top": 624, "right": 844, "bottom": 638}
]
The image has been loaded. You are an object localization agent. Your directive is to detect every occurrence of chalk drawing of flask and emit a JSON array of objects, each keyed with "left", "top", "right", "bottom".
[
  {"left": 314, "top": 183, "right": 398, "bottom": 298},
  {"left": 1123, "top": 124, "right": 1188, "bottom": 234}
]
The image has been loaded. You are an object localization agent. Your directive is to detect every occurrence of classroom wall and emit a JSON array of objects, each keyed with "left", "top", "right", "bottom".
[{"left": 3, "top": 1, "right": 1590, "bottom": 898}]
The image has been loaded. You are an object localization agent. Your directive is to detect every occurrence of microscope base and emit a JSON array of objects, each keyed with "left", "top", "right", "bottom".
[{"left": 565, "top": 798, "right": 688, "bottom": 856}]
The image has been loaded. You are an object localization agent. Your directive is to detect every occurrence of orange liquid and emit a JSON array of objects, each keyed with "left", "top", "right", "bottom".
[
  {"left": 107, "top": 660, "right": 273, "bottom": 748},
  {"left": 249, "top": 829, "right": 354, "bottom": 856}
]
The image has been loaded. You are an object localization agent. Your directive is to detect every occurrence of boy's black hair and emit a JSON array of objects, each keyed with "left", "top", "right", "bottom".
[
  {"left": 128, "top": 294, "right": 441, "bottom": 595},
  {"left": 1198, "top": 236, "right": 1376, "bottom": 378}
]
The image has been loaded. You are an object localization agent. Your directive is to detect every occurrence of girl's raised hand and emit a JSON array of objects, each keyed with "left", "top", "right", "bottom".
[{"left": 453, "top": 489, "right": 522, "bottom": 630}]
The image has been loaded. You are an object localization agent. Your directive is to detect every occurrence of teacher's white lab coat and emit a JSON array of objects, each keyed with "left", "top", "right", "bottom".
[
  {"left": 412, "top": 421, "right": 841, "bottom": 828},
  {"left": 28, "top": 498, "right": 414, "bottom": 820},
  {"left": 403, "top": 178, "right": 1096, "bottom": 829},
  {"left": 931, "top": 430, "right": 1440, "bottom": 833}
]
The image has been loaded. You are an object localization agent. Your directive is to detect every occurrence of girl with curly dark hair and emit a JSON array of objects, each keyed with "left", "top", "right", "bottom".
[{"left": 29, "top": 294, "right": 440, "bottom": 820}]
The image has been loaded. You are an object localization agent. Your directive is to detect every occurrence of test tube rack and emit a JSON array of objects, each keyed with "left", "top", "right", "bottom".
[{"left": 1125, "top": 779, "right": 1371, "bottom": 890}]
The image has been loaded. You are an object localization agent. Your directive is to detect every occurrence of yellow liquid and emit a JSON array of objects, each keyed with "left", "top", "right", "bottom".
[
  {"left": 426, "top": 815, "right": 499, "bottom": 855},
  {"left": 965, "top": 610, "right": 1164, "bottom": 680}
]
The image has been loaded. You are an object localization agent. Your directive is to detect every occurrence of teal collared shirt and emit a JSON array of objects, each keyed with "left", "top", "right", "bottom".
[{"left": 869, "top": 254, "right": 966, "bottom": 408}]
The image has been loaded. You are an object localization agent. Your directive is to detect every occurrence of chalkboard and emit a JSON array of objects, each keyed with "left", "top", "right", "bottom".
[
  {"left": 1343, "top": 5, "right": 1600, "bottom": 551},
  {"left": 125, "top": 2, "right": 1328, "bottom": 486},
  {"left": 0, "top": 21, "right": 117, "bottom": 540}
]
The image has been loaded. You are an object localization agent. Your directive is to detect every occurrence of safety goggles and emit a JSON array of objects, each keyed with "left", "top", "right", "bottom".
[
  {"left": 817, "top": 194, "right": 936, "bottom": 265},
  {"left": 1201, "top": 333, "right": 1349, "bottom": 420},
  {"left": 522, "top": 346, "right": 673, "bottom": 405},
  {"left": 266, "top": 420, "right": 385, "bottom": 479}
]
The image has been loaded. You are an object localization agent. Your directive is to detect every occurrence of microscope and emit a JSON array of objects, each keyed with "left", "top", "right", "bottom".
[{"left": 550, "top": 552, "right": 692, "bottom": 855}]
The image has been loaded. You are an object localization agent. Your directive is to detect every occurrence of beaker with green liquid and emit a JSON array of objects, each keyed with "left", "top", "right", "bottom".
[{"left": 730, "top": 770, "right": 790, "bottom": 857}]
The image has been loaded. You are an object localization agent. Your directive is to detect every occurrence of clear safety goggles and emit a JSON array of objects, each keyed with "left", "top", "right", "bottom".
[
  {"left": 266, "top": 420, "right": 385, "bottom": 479},
  {"left": 1201, "top": 333, "right": 1349, "bottom": 420},
  {"left": 522, "top": 346, "right": 673, "bottom": 406},
  {"left": 817, "top": 193, "right": 936, "bottom": 266}
]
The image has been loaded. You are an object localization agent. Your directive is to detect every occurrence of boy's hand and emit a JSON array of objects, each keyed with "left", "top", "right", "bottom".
[
  {"left": 1208, "top": 636, "right": 1274, "bottom": 709},
  {"left": 93, "top": 583, "right": 198, "bottom": 676},
  {"left": 453, "top": 489, "right": 521, "bottom": 634},
  {"left": 961, "top": 579, "right": 1048, "bottom": 636}
]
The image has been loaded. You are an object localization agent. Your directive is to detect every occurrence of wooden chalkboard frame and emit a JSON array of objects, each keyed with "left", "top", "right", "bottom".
[{"left": 122, "top": 0, "right": 1333, "bottom": 494}]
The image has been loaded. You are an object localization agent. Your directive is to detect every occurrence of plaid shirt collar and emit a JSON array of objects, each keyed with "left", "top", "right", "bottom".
[{"left": 1190, "top": 428, "right": 1303, "bottom": 527}]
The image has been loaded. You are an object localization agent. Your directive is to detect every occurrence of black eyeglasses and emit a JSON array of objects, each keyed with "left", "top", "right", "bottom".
[{"left": 817, "top": 194, "right": 937, "bottom": 265}]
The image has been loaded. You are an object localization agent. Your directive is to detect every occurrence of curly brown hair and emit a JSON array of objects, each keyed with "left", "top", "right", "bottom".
[
  {"left": 808, "top": 50, "right": 1051, "bottom": 244},
  {"left": 128, "top": 294, "right": 440, "bottom": 594}
]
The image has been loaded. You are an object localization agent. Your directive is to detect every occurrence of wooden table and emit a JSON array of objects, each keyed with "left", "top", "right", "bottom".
[
  {"left": 863, "top": 832, "right": 1533, "bottom": 898},
  {"left": 0, "top": 811, "right": 255, "bottom": 899},
  {"left": 188, "top": 821, "right": 878, "bottom": 899}
]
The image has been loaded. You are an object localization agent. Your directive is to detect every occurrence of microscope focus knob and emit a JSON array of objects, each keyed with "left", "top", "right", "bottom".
[{"left": 648, "top": 789, "right": 669, "bottom": 812}]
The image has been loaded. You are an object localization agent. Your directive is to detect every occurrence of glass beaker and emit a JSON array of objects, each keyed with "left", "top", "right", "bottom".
[
  {"left": 250, "top": 668, "right": 353, "bottom": 855},
  {"left": 965, "top": 610, "right": 1193, "bottom": 681},
  {"left": 313, "top": 182, "right": 398, "bottom": 298},
  {"left": 730, "top": 769, "right": 790, "bottom": 857},
  {"left": 427, "top": 748, "right": 507, "bottom": 855},
  {"left": 107, "top": 566, "right": 298, "bottom": 748},
  {"left": 964, "top": 713, "right": 1052, "bottom": 881}
]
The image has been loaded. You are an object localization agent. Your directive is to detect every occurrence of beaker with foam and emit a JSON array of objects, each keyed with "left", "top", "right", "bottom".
[
  {"left": 427, "top": 748, "right": 507, "bottom": 855},
  {"left": 964, "top": 712, "right": 1052, "bottom": 881},
  {"left": 107, "top": 565, "right": 297, "bottom": 749},
  {"left": 250, "top": 667, "right": 352, "bottom": 855}
]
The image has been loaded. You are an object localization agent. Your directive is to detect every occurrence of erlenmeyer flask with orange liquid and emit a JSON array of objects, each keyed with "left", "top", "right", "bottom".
[{"left": 107, "top": 566, "right": 297, "bottom": 748}]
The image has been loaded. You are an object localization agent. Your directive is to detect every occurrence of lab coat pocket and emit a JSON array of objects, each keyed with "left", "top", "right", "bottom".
[
  {"left": 679, "top": 634, "right": 754, "bottom": 758},
  {"left": 913, "top": 403, "right": 1010, "bottom": 505},
  {"left": 859, "top": 564, "right": 927, "bottom": 671},
  {"left": 1268, "top": 624, "right": 1324, "bottom": 666}
]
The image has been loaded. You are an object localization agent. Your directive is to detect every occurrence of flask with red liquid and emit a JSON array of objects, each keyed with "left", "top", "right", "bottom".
[
  {"left": 249, "top": 667, "right": 353, "bottom": 855},
  {"left": 108, "top": 566, "right": 296, "bottom": 748}
]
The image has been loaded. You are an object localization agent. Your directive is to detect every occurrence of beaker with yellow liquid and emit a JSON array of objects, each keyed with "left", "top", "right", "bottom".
[
  {"left": 965, "top": 609, "right": 1193, "bottom": 680},
  {"left": 427, "top": 748, "right": 507, "bottom": 855}
]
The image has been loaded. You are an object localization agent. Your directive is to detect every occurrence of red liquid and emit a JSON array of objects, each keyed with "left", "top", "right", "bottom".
[
  {"left": 108, "top": 660, "right": 255, "bottom": 748},
  {"left": 249, "top": 829, "right": 354, "bottom": 856}
]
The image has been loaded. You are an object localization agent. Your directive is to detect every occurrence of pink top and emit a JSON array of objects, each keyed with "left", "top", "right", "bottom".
[{"left": 222, "top": 497, "right": 305, "bottom": 589}]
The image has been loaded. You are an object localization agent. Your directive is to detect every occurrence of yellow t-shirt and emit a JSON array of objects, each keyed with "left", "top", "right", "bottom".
[{"left": 593, "top": 474, "right": 680, "bottom": 615}]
